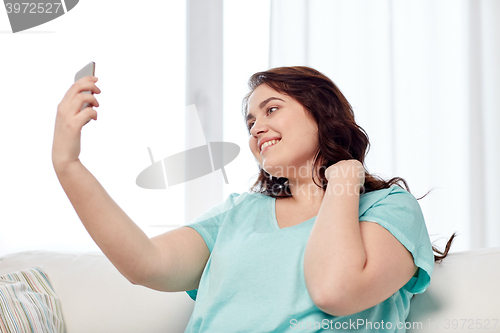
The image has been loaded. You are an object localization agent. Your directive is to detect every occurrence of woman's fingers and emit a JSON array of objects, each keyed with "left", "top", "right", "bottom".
[
  {"left": 58, "top": 77, "right": 100, "bottom": 122},
  {"left": 73, "top": 76, "right": 100, "bottom": 94},
  {"left": 74, "top": 106, "right": 98, "bottom": 127},
  {"left": 62, "top": 76, "right": 99, "bottom": 100},
  {"left": 69, "top": 93, "right": 100, "bottom": 113}
]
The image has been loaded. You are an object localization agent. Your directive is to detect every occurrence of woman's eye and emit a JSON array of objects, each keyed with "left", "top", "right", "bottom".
[
  {"left": 267, "top": 107, "right": 278, "bottom": 114},
  {"left": 247, "top": 107, "right": 278, "bottom": 131}
]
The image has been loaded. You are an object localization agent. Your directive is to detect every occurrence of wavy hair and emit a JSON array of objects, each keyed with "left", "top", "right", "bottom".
[{"left": 242, "top": 66, "right": 455, "bottom": 262}]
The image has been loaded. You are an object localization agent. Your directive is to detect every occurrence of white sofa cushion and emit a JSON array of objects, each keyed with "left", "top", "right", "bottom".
[
  {"left": 2, "top": 247, "right": 499, "bottom": 332},
  {"left": 407, "top": 247, "right": 500, "bottom": 333},
  {"left": 0, "top": 251, "right": 194, "bottom": 333}
]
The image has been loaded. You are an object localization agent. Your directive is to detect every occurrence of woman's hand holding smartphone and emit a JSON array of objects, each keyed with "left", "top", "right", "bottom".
[{"left": 52, "top": 64, "right": 101, "bottom": 170}]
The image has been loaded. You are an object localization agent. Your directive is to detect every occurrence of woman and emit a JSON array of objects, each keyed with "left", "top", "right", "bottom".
[{"left": 52, "top": 66, "right": 454, "bottom": 332}]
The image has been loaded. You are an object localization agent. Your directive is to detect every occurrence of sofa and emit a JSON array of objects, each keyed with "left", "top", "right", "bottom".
[{"left": 0, "top": 247, "right": 499, "bottom": 333}]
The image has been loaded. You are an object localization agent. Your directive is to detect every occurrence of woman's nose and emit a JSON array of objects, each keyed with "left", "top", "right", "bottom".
[{"left": 250, "top": 118, "right": 269, "bottom": 137}]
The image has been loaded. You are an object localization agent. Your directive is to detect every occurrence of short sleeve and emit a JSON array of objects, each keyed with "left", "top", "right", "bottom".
[
  {"left": 184, "top": 192, "right": 242, "bottom": 301},
  {"left": 358, "top": 186, "right": 434, "bottom": 294},
  {"left": 184, "top": 192, "right": 241, "bottom": 253}
]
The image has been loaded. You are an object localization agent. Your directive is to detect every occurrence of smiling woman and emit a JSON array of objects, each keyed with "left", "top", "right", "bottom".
[
  {"left": 181, "top": 66, "right": 456, "bottom": 332},
  {"left": 242, "top": 66, "right": 455, "bottom": 258}
]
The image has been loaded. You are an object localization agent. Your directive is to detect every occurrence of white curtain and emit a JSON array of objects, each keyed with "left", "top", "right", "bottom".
[{"left": 269, "top": 0, "right": 500, "bottom": 252}]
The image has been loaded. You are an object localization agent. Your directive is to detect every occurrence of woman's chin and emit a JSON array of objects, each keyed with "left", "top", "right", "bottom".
[{"left": 262, "top": 162, "right": 287, "bottom": 178}]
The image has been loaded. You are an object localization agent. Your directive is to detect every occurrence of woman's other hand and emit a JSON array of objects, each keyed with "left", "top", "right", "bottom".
[{"left": 325, "top": 159, "right": 365, "bottom": 190}]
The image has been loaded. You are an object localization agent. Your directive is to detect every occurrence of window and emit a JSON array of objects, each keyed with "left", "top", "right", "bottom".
[{"left": 0, "top": 1, "right": 186, "bottom": 254}]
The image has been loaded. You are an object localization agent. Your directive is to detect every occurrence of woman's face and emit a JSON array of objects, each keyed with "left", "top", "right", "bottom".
[{"left": 247, "top": 84, "right": 319, "bottom": 179}]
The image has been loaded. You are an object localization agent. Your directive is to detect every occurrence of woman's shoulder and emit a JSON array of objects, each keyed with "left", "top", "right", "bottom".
[
  {"left": 362, "top": 184, "right": 412, "bottom": 197},
  {"left": 359, "top": 185, "right": 421, "bottom": 217},
  {"left": 361, "top": 184, "right": 416, "bottom": 203}
]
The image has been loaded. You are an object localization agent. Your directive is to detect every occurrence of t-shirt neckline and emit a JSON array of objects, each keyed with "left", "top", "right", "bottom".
[{"left": 270, "top": 196, "right": 317, "bottom": 230}]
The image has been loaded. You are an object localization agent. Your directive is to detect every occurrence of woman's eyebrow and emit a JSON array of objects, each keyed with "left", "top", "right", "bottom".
[{"left": 246, "top": 97, "right": 285, "bottom": 122}]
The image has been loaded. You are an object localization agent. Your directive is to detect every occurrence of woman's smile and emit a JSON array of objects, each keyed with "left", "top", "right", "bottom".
[{"left": 260, "top": 139, "right": 281, "bottom": 155}]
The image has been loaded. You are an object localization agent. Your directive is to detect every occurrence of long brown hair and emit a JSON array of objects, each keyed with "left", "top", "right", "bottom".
[{"left": 242, "top": 66, "right": 455, "bottom": 263}]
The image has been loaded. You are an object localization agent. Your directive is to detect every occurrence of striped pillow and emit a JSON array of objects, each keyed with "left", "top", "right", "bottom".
[{"left": 0, "top": 266, "right": 65, "bottom": 333}]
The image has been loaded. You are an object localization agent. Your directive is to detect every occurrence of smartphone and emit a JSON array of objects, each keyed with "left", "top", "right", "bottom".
[{"left": 74, "top": 61, "right": 95, "bottom": 111}]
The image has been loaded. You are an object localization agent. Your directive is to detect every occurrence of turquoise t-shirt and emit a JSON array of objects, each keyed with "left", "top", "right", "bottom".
[{"left": 183, "top": 185, "right": 434, "bottom": 332}]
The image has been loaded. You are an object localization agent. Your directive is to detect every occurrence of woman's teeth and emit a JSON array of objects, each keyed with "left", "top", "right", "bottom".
[{"left": 261, "top": 139, "right": 280, "bottom": 152}]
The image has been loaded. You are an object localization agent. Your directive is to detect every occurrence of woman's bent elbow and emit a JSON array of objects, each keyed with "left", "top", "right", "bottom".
[{"left": 312, "top": 290, "right": 366, "bottom": 317}]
